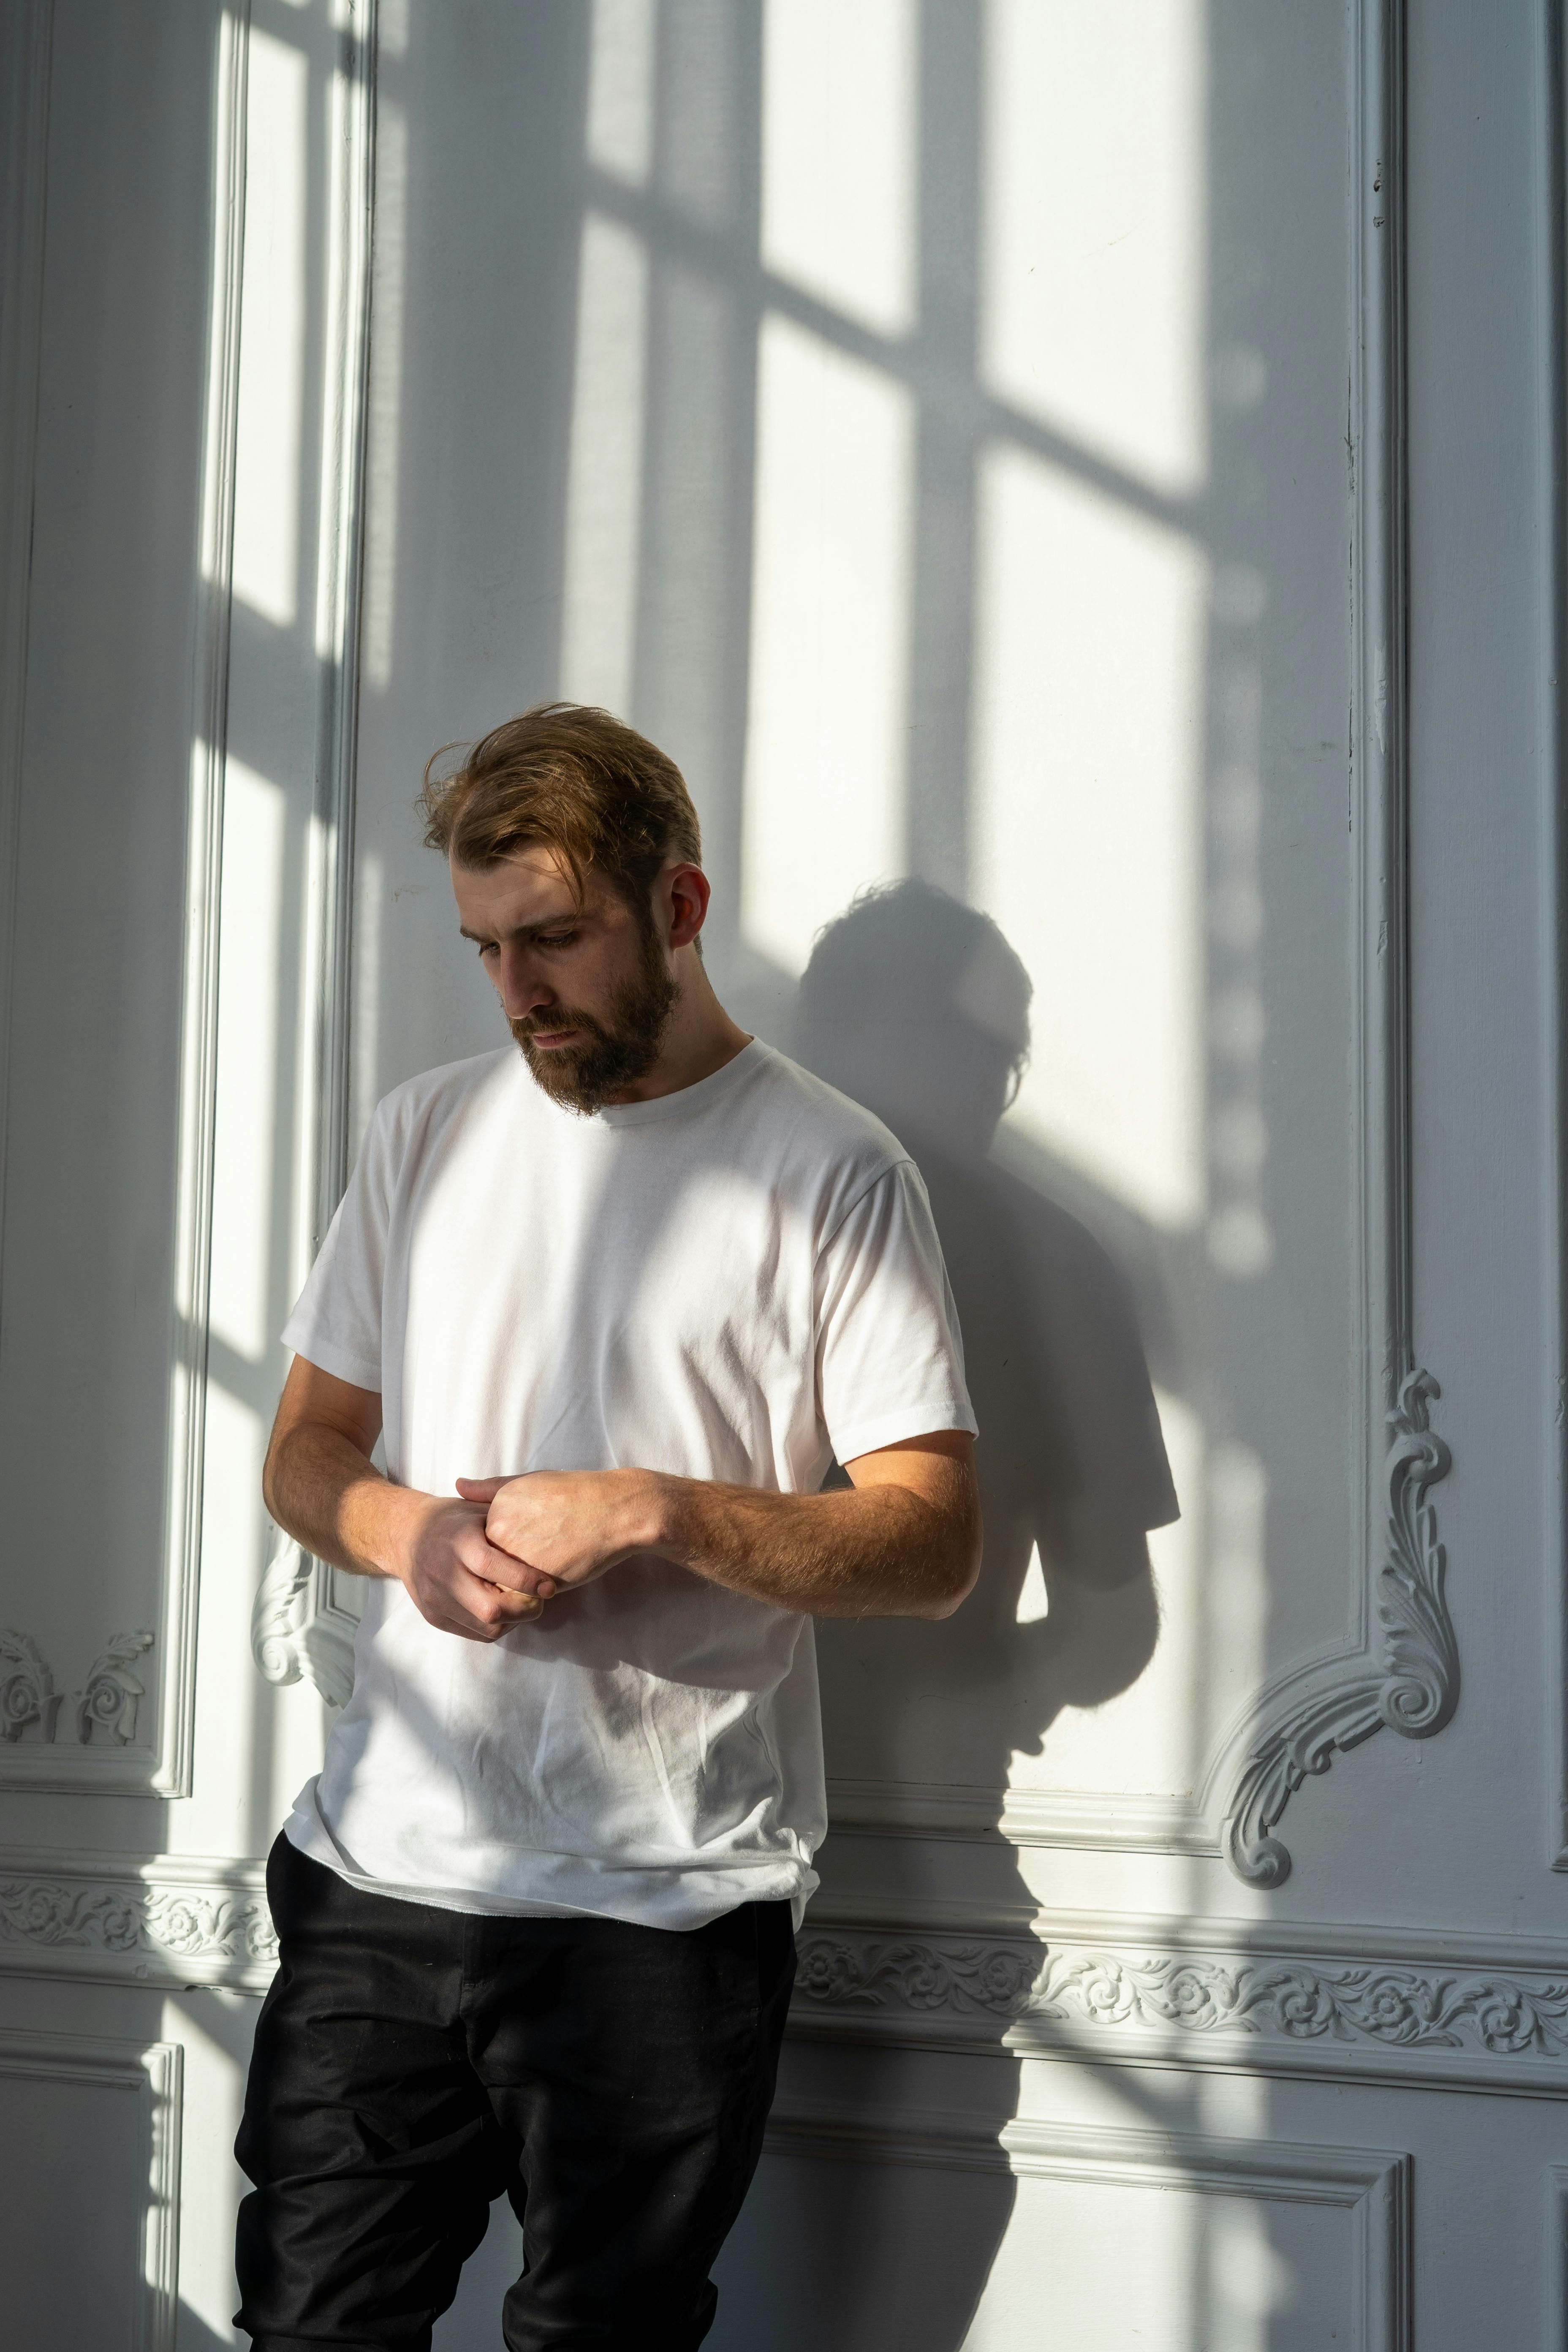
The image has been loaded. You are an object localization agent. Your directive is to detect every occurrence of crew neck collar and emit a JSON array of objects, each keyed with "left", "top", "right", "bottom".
[{"left": 592, "top": 1037, "right": 767, "bottom": 1128}]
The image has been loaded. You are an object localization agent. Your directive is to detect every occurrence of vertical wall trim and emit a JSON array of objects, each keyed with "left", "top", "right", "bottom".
[
  {"left": 0, "top": 0, "right": 53, "bottom": 1427},
  {"left": 251, "top": 0, "right": 379, "bottom": 1708},
  {"left": 1548, "top": 2163, "right": 1568, "bottom": 2350},
  {"left": 1217, "top": 0, "right": 1457, "bottom": 1887},
  {"left": 154, "top": 0, "right": 253, "bottom": 1799},
  {"left": 1541, "top": 0, "right": 1568, "bottom": 1873}
]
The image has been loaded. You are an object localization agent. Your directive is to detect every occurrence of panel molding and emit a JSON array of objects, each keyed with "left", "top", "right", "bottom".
[
  {"left": 0, "top": 2027, "right": 182, "bottom": 2352},
  {"left": 788, "top": 1898, "right": 1568, "bottom": 2099},
  {"left": 764, "top": 2100, "right": 1411, "bottom": 2352},
  {"left": 824, "top": 0, "right": 1455, "bottom": 1889},
  {"left": 0, "top": 0, "right": 250, "bottom": 1795}
]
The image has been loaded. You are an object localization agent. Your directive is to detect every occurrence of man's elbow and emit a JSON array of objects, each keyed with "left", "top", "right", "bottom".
[{"left": 916, "top": 1515, "right": 984, "bottom": 1621}]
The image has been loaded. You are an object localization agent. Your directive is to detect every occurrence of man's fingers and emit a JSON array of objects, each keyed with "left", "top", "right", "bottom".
[
  {"left": 458, "top": 1527, "right": 556, "bottom": 1600},
  {"left": 455, "top": 1475, "right": 508, "bottom": 1502},
  {"left": 458, "top": 1563, "right": 548, "bottom": 1625}
]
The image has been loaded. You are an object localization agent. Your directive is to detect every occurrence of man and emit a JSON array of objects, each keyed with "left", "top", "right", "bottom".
[{"left": 235, "top": 704, "right": 981, "bottom": 2352}]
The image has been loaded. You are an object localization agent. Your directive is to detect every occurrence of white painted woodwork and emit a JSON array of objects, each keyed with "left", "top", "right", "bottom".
[{"left": 0, "top": 0, "right": 1560, "bottom": 2346}]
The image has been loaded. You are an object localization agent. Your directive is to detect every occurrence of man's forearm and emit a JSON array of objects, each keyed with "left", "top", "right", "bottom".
[
  {"left": 645, "top": 1464, "right": 980, "bottom": 1621},
  {"left": 263, "top": 1423, "right": 419, "bottom": 1581}
]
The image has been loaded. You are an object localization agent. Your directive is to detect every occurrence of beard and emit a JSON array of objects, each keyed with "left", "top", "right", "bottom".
[{"left": 508, "top": 915, "right": 679, "bottom": 1114}]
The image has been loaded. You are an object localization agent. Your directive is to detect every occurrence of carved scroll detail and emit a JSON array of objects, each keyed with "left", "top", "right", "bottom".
[
  {"left": 0, "top": 1631, "right": 60, "bottom": 1744},
  {"left": 251, "top": 1530, "right": 356, "bottom": 1709},
  {"left": 0, "top": 1875, "right": 277, "bottom": 1971},
  {"left": 75, "top": 1631, "right": 155, "bottom": 1745},
  {"left": 0, "top": 1629, "right": 156, "bottom": 1747},
  {"left": 1223, "top": 1370, "right": 1454, "bottom": 1887}
]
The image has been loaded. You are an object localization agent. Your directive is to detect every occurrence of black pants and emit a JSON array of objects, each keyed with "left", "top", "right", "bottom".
[{"left": 235, "top": 1834, "right": 796, "bottom": 2351}]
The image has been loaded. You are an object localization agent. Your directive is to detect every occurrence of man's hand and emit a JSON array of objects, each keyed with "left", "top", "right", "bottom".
[
  {"left": 454, "top": 1469, "right": 655, "bottom": 1595},
  {"left": 262, "top": 1356, "right": 563, "bottom": 1645},
  {"left": 394, "top": 1494, "right": 560, "bottom": 1641}
]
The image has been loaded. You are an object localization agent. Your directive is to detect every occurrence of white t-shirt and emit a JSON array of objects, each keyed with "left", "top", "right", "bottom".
[{"left": 280, "top": 1038, "right": 975, "bottom": 1930}]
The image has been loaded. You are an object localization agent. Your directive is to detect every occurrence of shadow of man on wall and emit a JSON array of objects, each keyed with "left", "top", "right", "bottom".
[
  {"left": 754, "top": 880, "right": 1181, "bottom": 2352},
  {"left": 799, "top": 879, "right": 1178, "bottom": 1793}
]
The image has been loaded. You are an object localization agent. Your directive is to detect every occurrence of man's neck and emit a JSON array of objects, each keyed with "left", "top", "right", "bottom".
[{"left": 608, "top": 948, "right": 753, "bottom": 1104}]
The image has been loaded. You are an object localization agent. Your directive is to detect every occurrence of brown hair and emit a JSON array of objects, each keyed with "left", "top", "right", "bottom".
[{"left": 418, "top": 702, "right": 702, "bottom": 906}]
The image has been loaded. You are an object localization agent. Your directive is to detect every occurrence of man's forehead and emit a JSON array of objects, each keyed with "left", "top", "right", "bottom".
[{"left": 450, "top": 846, "right": 598, "bottom": 926}]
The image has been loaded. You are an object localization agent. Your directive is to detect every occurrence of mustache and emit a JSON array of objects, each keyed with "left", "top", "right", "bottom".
[{"left": 510, "top": 1008, "right": 603, "bottom": 1043}]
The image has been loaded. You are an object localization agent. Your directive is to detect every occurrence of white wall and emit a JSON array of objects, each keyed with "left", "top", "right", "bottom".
[{"left": 0, "top": 2, "right": 1562, "bottom": 2346}]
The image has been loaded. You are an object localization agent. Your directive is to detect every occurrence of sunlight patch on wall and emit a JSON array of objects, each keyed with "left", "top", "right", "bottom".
[
  {"left": 209, "top": 761, "right": 285, "bottom": 1364},
  {"left": 981, "top": 0, "right": 1208, "bottom": 498},
  {"left": 969, "top": 444, "right": 1208, "bottom": 1232},
  {"left": 231, "top": 27, "right": 308, "bottom": 628},
  {"left": 742, "top": 315, "right": 914, "bottom": 974},
  {"left": 560, "top": 214, "right": 649, "bottom": 715},
  {"left": 587, "top": 0, "right": 658, "bottom": 186},
  {"left": 1015, "top": 1538, "right": 1049, "bottom": 1625},
  {"left": 761, "top": 0, "right": 917, "bottom": 338},
  {"left": 1008, "top": 1384, "right": 1204, "bottom": 1801},
  {"left": 966, "top": 2162, "right": 1196, "bottom": 2352},
  {"left": 1201, "top": 1435, "right": 1269, "bottom": 1761}
]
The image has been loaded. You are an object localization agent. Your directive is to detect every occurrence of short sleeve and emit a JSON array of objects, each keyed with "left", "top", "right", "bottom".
[
  {"left": 815, "top": 1159, "right": 978, "bottom": 1464},
  {"left": 280, "top": 1103, "right": 396, "bottom": 1391}
]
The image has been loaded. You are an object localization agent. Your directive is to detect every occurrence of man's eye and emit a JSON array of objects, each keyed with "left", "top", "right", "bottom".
[
  {"left": 537, "top": 933, "right": 577, "bottom": 949},
  {"left": 477, "top": 941, "right": 498, "bottom": 957}
]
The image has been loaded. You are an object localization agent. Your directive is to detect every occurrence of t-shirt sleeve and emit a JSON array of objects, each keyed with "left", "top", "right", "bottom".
[
  {"left": 815, "top": 1158, "right": 977, "bottom": 1465},
  {"left": 279, "top": 1102, "right": 396, "bottom": 1392}
]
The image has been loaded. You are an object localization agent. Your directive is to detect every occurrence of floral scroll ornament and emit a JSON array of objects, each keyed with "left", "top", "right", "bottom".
[
  {"left": 74, "top": 1631, "right": 155, "bottom": 1745},
  {"left": 1223, "top": 1369, "right": 1454, "bottom": 1887},
  {"left": 0, "top": 1630, "right": 61, "bottom": 1743}
]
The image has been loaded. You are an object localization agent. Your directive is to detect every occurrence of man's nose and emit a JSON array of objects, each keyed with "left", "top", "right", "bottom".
[{"left": 495, "top": 945, "right": 555, "bottom": 1021}]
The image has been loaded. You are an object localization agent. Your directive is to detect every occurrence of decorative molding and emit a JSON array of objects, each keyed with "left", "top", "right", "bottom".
[
  {"left": 0, "top": 1629, "right": 60, "bottom": 1743},
  {"left": 251, "top": 1530, "right": 356, "bottom": 1709},
  {"left": 0, "top": 1849, "right": 276, "bottom": 1991},
  {"left": 0, "top": 1629, "right": 156, "bottom": 1747},
  {"left": 0, "top": 2028, "right": 182, "bottom": 2352},
  {"left": 764, "top": 2100, "right": 1411, "bottom": 2352},
  {"left": 1224, "top": 1371, "right": 1454, "bottom": 1885},
  {"left": 790, "top": 1905, "right": 1568, "bottom": 2098},
  {"left": 76, "top": 1630, "right": 157, "bottom": 1745},
  {"left": 251, "top": 0, "right": 378, "bottom": 1711}
]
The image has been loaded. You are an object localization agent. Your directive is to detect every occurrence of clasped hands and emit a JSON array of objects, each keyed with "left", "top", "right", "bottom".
[{"left": 394, "top": 1468, "right": 660, "bottom": 1643}]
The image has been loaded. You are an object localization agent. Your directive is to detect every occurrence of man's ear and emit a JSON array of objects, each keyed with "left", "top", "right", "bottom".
[{"left": 665, "top": 862, "right": 711, "bottom": 950}]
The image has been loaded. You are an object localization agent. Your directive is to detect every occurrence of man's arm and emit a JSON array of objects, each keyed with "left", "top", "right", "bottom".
[
  {"left": 457, "top": 1431, "right": 983, "bottom": 1621},
  {"left": 263, "top": 1357, "right": 552, "bottom": 1641}
]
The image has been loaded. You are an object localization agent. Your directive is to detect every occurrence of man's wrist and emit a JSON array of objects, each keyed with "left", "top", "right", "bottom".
[
  {"left": 367, "top": 1480, "right": 435, "bottom": 1586},
  {"left": 632, "top": 1469, "right": 693, "bottom": 1564}
]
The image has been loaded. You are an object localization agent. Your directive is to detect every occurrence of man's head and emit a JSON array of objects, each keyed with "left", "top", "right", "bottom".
[{"left": 419, "top": 704, "right": 707, "bottom": 1112}]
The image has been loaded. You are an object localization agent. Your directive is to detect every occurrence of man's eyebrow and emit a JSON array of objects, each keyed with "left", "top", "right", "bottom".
[{"left": 457, "top": 916, "right": 580, "bottom": 945}]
